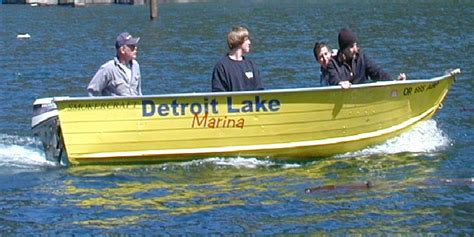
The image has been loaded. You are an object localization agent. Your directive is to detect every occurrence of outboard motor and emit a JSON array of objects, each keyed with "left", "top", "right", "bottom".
[{"left": 31, "top": 98, "right": 68, "bottom": 166}]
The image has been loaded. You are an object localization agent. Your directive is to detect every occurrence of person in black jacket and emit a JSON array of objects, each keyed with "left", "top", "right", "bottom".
[
  {"left": 211, "top": 26, "right": 263, "bottom": 92},
  {"left": 313, "top": 41, "right": 336, "bottom": 86},
  {"left": 327, "top": 28, "right": 406, "bottom": 89}
]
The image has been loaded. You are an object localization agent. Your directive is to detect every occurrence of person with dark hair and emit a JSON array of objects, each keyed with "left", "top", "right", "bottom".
[
  {"left": 313, "top": 41, "right": 336, "bottom": 86},
  {"left": 327, "top": 28, "right": 406, "bottom": 89},
  {"left": 211, "top": 26, "right": 263, "bottom": 92},
  {"left": 87, "top": 32, "right": 142, "bottom": 96}
]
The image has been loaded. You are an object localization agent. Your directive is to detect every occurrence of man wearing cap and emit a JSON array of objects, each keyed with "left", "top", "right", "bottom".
[
  {"left": 327, "top": 28, "right": 406, "bottom": 89},
  {"left": 87, "top": 32, "right": 142, "bottom": 96}
]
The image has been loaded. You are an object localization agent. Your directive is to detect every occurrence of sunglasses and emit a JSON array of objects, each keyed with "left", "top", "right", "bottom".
[{"left": 125, "top": 45, "right": 137, "bottom": 51}]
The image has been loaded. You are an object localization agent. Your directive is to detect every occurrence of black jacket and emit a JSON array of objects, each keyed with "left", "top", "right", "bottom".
[
  {"left": 211, "top": 55, "right": 263, "bottom": 92},
  {"left": 326, "top": 51, "right": 391, "bottom": 85}
]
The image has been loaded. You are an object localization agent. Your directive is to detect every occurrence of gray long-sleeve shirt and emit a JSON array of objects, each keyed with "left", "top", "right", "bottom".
[{"left": 87, "top": 57, "right": 142, "bottom": 96}]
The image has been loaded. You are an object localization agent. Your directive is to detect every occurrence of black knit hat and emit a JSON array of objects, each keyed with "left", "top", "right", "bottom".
[{"left": 338, "top": 28, "right": 358, "bottom": 50}]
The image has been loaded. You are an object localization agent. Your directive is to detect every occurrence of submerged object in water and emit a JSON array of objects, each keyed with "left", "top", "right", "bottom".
[{"left": 305, "top": 181, "right": 372, "bottom": 193}]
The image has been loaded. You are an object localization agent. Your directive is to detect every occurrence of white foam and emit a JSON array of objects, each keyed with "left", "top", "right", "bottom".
[
  {"left": 173, "top": 120, "right": 449, "bottom": 167},
  {"left": 0, "top": 134, "right": 56, "bottom": 169},
  {"left": 0, "top": 134, "right": 40, "bottom": 146},
  {"left": 0, "top": 119, "right": 447, "bottom": 170},
  {"left": 337, "top": 119, "right": 450, "bottom": 158}
]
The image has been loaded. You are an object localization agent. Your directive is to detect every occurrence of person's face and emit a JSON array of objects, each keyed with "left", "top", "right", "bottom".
[
  {"left": 317, "top": 46, "right": 332, "bottom": 68},
  {"left": 120, "top": 44, "right": 138, "bottom": 62},
  {"left": 241, "top": 37, "right": 251, "bottom": 54},
  {"left": 349, "top": 42, "right": 359, "bottom": 55},
  {"left": 343, "top": 42, "right": 359, "bottom": 60}
]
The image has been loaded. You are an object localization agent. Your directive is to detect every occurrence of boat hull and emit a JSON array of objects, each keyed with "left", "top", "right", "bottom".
[{"left": 32, "top": 70, "right": 458, "bottom": 165}]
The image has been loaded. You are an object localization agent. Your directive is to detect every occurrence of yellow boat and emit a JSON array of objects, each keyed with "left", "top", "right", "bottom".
[{"left": 31, "top": 69, "right": 460, "bottom": 165}]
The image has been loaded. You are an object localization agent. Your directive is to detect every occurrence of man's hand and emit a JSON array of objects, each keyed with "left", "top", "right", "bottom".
[
  {"left": 396, "top": 73, "right": 407, "bottom": 81},
  {"left": 339, "top": 81, "right": 351, "bottom": 89}
]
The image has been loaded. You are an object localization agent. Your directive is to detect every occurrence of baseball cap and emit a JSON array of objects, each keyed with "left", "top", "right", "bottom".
[{"left": 115, "top": 32, "right": 140, "bottom": 49}]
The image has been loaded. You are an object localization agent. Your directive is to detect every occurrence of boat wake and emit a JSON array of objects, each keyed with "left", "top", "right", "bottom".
[
  {"left": 0, "top": 119, "right": 448, "bottom": 170},
  {"left": 0, "top": 134, "right": 56, "bottom": 171},
  {"left": 175, "top": 120, "right": 450, "bottom": 168},
  {"left": 337, "top": 119, "right": 451, "bottom": 158},
  {"left": 147, "top": 119, "right": 452, "bottom": 169},
  {"left": 176, "top": 157, "right": 301, "bottom": 169}
]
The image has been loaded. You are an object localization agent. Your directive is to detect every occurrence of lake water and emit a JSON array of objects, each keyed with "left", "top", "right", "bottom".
[{"left": 0, "top": 0, "right": 473, "bottom": 235}]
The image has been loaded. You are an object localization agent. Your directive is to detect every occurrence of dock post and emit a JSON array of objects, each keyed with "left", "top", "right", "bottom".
[{"left": 150, "top": 0, "right": 158, "bottom": 20}]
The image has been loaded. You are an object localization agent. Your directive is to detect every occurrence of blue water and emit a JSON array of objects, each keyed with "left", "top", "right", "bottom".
[{"left": 0, "top": 0, "right": 473, "bottom": 235}]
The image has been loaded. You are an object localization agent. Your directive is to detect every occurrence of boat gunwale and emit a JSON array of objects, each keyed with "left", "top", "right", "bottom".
[{"left": 51, "top": 71, "right": 458, "bottom": 103}]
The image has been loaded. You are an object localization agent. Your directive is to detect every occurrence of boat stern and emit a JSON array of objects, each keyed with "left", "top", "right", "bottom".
[{"left": 31, "top": 97, "right": 68, "bottom": 166}]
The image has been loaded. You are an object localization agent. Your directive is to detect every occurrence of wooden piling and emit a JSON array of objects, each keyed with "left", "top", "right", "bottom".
[{"left": 149, "top": 0, "right": 158, "bottom": 20}]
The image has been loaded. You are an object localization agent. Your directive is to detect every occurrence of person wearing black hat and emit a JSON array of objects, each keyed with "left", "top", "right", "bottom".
[
  {"left": 87, "top": 32, "right": 142, "bottom": 96},
  {"left": 327, "top": 28, "right": 406, "bottom": 89}
]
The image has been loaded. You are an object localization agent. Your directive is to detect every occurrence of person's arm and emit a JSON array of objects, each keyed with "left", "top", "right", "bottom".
[
  {"left": 138, "top": 79, "right": 142, "bottom": 95},
  {"left": 327, "top": 60, "right": 352, "bottom": 89},
  {"left": 135, "top": 62, "right": 142, "bottom": 95},
  {"left": 254, "top": 63, "right": 264, "bottom": 90},
  {"left": 211, "top": 63, "right": 229, "bottom": 92},
  {"left": 327, "top": 59, "right": 343, "bottom": 86},
  {"left": 320, "top": 68, "right": 326, "bottom": 86},
  {"left": 364, "top": 54, "right": 391, "bottom": 81},
  {"left": 87, "top": 66, "right": 109, "bottom": 96}
]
